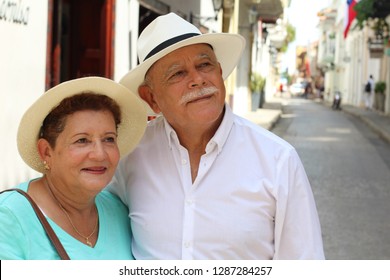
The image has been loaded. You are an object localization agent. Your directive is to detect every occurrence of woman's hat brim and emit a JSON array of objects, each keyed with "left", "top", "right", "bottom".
[{"left": 17, "top": 76, "right": 147, "bottom": 173}]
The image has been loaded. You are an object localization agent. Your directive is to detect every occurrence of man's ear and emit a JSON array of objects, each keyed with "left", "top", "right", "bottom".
[
  {"left": 219, "top": 62, "right": 223, "bottom": 75},
  {"left": 138, "top": 85, "right": 161, "bottom": 114}
]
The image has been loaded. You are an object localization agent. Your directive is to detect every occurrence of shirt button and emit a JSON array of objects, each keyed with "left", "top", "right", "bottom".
[
  {"left": 186, "top": 199, "right": 193, "bottom": 205},
  {"left": 181, "top": 159, "right": 187, "bottom": 165},
  {"left": 184, "top": 242, "right": 191, "bottom": 248}
]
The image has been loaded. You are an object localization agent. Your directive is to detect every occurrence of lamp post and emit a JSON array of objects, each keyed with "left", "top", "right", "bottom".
[
  {"left": 248, "top": 6, "right": 258, "bottom": 25},
  {"left": 190, "top": 0, "right": 223, "bottom": 24},
  {"left": 212, "top": 0, "right": 223, "bottom": 12}
]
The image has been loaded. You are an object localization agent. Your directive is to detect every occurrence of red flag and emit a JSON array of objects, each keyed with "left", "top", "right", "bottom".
[{"left": 344, "top": 0, "right": 357, "bottom": 38}]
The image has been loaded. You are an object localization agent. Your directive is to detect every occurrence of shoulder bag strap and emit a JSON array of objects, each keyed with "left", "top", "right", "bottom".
[{"left": 1, "top": 188, "right": 70, "bottom": 260}]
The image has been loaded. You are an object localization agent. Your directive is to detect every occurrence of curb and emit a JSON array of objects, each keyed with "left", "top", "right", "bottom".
[
  {"left": 244, "top": 109, "right": 282, "bottom": 130},
  {"left": 342, "top": 107, "right": 390, "bottom": 145}
]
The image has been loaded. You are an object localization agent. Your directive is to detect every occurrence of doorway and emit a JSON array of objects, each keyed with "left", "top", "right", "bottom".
[
  {"left": 138, "top": 0, "right": 170, "bottom": 37},
  {"left": 46, "top": 0, "right": 115, "bottom": 89}
]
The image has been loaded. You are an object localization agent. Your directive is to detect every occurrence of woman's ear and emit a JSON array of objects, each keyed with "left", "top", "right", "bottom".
[
  {"left": 37, "top": 138, "right": 52, "bottom": 164},
  {"left": 138, "top": 85, "right": 161, "bottom": 114}
]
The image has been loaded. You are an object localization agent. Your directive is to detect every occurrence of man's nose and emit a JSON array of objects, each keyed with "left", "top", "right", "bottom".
[{"left": 188, "top": 70, "right": 206, "bottom": 88}]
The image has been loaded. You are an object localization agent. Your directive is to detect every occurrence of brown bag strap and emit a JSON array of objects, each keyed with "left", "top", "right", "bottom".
[{"left": 1, "top": 188, "right": 70, "bottom": 260}]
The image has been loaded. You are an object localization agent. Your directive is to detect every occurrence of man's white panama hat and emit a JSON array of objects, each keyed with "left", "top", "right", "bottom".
[
  {"left": 119, "top": 12, "right": 246, "bottom": 115},
  {"left": 17, "top": 76, "right": 147, "bottom": 174}
]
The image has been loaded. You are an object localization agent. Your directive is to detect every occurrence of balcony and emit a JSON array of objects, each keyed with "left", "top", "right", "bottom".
[{"left": 243, "top": 0, "right": 283, "bottom": 23}]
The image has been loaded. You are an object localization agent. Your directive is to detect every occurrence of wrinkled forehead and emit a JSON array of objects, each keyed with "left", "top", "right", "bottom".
[{"left": 145, "top": 43, "right": 215, "bottom": 77}]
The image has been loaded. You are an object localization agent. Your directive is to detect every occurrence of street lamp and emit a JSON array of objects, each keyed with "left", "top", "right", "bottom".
[
  {"left": 248, "top": 0, "right": 263, "bottom": 24},
  {"left": 248, "top": 6, "right": 258, "bottom": 25},
  {"left": 212, "top": 0, "right": 223, "bottom": 12},
  {"left": 190, "top": 0, "right": 224, "bottom": 24}
]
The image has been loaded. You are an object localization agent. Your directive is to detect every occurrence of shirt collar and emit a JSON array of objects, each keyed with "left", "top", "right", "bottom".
[
  {"left": 207, "top": 104, "right": 234, "bottom": 154},
  {"left": 163, "top": 104, "right": 234, "bottom": 154},
  {"left": 163, "top": 117, "right": 178, "bottom": 149}
]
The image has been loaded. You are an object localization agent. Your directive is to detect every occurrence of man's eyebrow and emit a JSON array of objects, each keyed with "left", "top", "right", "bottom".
[
  {"left": 163, "top": 52, "right": 213, "bottom": 79},
  {"left": 164, "top": 63, "right": 182, "bottom": 79},
  {"left": 197, "top": 53, "right": 211, "bottom": 60}
]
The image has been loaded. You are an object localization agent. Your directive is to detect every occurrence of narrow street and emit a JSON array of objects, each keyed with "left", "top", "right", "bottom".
[{"left": 271, "top": 97, "right": 390, "bottom": 260}]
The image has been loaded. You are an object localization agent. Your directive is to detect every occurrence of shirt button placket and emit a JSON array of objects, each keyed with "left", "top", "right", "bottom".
[
  {"left": 182, "top": 196, "right": 195, "bottom": 259},
  {"left": 179, "top": 150, "right": 195, "bottom": 259}
]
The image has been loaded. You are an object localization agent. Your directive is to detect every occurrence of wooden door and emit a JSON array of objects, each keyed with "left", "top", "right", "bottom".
[{"left": 47, "top": 0, "right": 115, "bottom": 89}]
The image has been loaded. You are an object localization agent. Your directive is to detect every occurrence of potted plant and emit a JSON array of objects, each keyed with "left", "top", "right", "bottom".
[
  {"left": 374, "top": 81, "right": 386, "bottom": 111},
  {"left": 250, "top": 73, "right": 265, "bottom": 111},
  {"left": 250, "top": 73, "right": 265, "bottom": 94}
]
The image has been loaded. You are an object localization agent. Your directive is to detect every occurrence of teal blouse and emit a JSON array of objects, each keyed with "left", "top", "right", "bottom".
[{"left": 0, "top": 180, "right": 134, "bottom": 260}]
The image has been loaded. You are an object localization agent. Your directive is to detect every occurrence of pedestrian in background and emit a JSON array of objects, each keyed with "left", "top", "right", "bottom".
[
  {"left": 0, "top": 77, "right": 146, "bottom": 259},
  {"left": 364, "top": 75, "right": 374, "bottom": 110},
  {"left": 110, "top": 13, "right": 324, "bottom": 260}
]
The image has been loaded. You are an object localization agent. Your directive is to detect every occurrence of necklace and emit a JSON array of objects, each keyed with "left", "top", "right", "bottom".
[{"left": 44, "top": 177, "right": 99, "bottom": 247}]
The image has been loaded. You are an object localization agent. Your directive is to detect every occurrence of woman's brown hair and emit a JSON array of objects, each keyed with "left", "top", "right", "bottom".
[{"left": 39, "top": 92, "right": 121, "bottom": 148}]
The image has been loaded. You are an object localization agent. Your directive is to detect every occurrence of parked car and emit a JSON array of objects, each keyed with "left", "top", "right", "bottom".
[{"left": 289, "top": 82, "right": 306, "bottom": 96}]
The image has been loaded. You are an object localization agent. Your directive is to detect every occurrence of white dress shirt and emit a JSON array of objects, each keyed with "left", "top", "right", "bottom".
[{"left": 110, "top": 104, "right": 324, "bottom": 259}]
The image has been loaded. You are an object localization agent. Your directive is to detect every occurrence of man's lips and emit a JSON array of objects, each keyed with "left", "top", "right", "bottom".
[{"left": 187, "top": 94, "right": 213, "bottom": 103}]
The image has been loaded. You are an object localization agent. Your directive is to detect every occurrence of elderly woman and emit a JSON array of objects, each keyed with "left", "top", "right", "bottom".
[{"left": 0, "top": 77, "right": 146, "bottom": 259}]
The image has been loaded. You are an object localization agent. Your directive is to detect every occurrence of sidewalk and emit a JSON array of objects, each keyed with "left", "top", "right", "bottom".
[
  {"left": 243, "top": 98, "right": 282, "bottom": 130},
  {"left": 244, "top": 96, "right": 390, "bottom": 145},
  {"left": 340, "top": 104, "right": 390, "bottom": 144}
]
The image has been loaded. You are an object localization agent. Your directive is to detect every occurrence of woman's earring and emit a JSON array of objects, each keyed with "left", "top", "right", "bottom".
[{"left": 43, "top": 161, "right": 50, "bottom": 171}]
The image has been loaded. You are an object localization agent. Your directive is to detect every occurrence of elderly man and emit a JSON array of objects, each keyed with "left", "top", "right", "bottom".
[{"left": 109, "top": 12, "right": 324, "bottom": 260}]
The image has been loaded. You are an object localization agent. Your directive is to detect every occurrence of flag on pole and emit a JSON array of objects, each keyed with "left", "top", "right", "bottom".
[{"left": 344, "top": 0, "right": 357, "bottom": 38}]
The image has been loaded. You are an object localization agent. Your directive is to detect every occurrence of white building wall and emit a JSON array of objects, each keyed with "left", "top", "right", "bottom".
[
  {"left": 114, "top": 0, "right": 143, "bottom": 82},
  {"left": 344, "top": 26, "right": 381, "bottom": 108},
  {"left": 114, "top": 0, "right": 131, "bottom": 81},
  {"left": 233, "top": 0, "right": 251, "bottom": 115},
  {"left": 0, "top": 0, "right": 47, "bottom": 189}
]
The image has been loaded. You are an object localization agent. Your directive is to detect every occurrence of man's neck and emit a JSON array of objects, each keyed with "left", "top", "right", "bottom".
[{"left": 173, "top": 111, "right": 224, "bottom": 182}]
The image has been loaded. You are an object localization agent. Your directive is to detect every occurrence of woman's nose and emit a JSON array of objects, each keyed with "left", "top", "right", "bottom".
[{"left": 89, "top": 141, "right": 106, "bottom": 160}]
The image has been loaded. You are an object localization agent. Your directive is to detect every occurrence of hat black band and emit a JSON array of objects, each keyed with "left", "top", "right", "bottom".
[{"left": 144, "top": 33, "right": 199, "bottom": 61}]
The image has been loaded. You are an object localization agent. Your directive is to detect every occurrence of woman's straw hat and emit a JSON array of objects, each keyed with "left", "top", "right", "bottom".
[{"left": 17, "top": 76, "right": 147, "bottom": 173}]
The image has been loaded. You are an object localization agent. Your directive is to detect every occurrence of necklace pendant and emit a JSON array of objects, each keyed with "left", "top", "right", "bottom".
[{"left": 86, "top": 239, "right": 92, "bottom": 247}]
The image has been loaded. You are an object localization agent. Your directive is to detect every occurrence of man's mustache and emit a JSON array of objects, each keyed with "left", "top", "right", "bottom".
[{"left": 179, "top": 86, "right": 219, "bottom": 105}]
